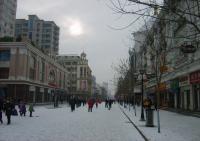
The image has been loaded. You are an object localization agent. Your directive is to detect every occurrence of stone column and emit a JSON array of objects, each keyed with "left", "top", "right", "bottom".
[
  {"left": 174, "top": 93, "right": 177, "bottom": 108},
  {"left": 190, "top": 85, "right": 194, "bottom": 110}
]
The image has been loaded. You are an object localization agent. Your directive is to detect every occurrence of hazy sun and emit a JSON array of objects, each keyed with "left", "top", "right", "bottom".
[{"left": 69, "top": 22, "right": 83, "bottom": 36}]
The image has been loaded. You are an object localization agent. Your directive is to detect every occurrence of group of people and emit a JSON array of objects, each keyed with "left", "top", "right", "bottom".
[
  {"left": 105, "top": 99, "right": 114, "bottom": 110},
  {"left": 117, "top": 96, "right": 157, "bottom": 110},
  {"left": 68, "top": 96, "right": 87, "bottom": 112},
  {"left": 0, "top": 98, "right": 35, "bottom": 125},
  {"left": 68, "top": 96, "right": 103, "bottom": 112}
]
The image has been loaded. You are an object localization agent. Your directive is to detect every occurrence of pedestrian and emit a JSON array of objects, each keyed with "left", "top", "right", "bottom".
[
  {"left": 4, "top": 100, "right": 12, "bottom": 125},
  {"left": 96, "top": 101, "right": 98, "bottom": 108},
  {"left": 108, "top": 99, "right": 112, "bottom": 110},
  {"left": 19, "top": 102, "right": 26, "bottom": 116},
  {"left": 154, "top": 102, "right": 157, "bottom": 111},
  {"left": 0, "top": 98, "right": 3, "bottom": 124},
  {"left": 87, "top": 98, "right": 94, "bottom": 112},
  {"left": 105, "top": 99, "right": 108, "bottom": 108},
  {"left": 28, "top": 103, "right": 34, "bottom": 117},
  {"left": 0, "top": 110, "right": 2, "bottom": 124},
  {"left": 69, "top": 96, "right": 76, "bottom": 112}
]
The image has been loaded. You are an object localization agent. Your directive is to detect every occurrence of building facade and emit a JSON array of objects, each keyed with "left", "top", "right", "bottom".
[
  {"left": 133, "top": 0, "right": 200, "bottom": 111},
  {"left": 15, "top": 15, "right": 59, "bottom": 55},
  {"left": 0, "top": 41, "right": 68, "bottom": 103},
  {"left": 57, "top": 52, "right": 92, "bottom": 98},
  {"left": 0, "top": 0, "right": 17, "bottom": 37}
]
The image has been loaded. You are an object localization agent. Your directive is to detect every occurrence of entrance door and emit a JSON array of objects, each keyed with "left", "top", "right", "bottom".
[
  {"left": 198, "top": 89, "right": 200, "bottom": 111},
  {"left": 194, "top": 85, "right": 198, "bottom": 110},
  {"left": 177, "top": 92, "right": 180, "bottom": 109},
  {"left": 186, "top": 90, "right": 190, "bottom": 110}
]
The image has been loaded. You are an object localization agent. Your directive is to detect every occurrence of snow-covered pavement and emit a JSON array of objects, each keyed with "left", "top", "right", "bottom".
[
  {"left": 0, "top": 103, "right": 144, "bottom": 141},
  {"left": 121, "top": 105, "right": 200, "bottom": 141},
  {"left": 1, "top": 103, "right": 200, "bottom": 141}
]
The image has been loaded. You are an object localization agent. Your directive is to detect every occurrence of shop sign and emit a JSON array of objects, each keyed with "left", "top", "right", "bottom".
[
  {"left": 190, "top": 71, "right": 200, "bottom": 84},
  {"left": 29, "top": 86, "right": 35, "bottom": 91},
  {"left": 179, "top": 76, "right": 189, "bottom": 87},
  {"left": 40, "top": 88, "right": 44, "bottom": 93},
  {"left": 180, "top": 44, "right": 196, "bottom": 53},
  {"left": 170, "top": 79, "right": 179, "bottom": 93},
  {"left": 48, "top": 82, "right": 57, "bottom": 88},
  {"left": 156, "top": 83, "right": 166, "bottom": 91}
]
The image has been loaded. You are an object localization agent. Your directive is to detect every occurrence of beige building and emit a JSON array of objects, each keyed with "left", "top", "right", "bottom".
[
  {"left": 15, "top": 15, "right": 59, "bottom": 55},
  {"left": 57, "top": 52, "right": 92, "bottom": 98},
  {"left": 0, "top": 41, "right": 68, "bottom": 103},
  {"left": 0, "top": 0, "right": 17, "bottom": 37}
]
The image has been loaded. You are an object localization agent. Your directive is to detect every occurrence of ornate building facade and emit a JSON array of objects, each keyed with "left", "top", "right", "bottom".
[{"left": 57, "top": 52, "right": 92, "bottom": 98}]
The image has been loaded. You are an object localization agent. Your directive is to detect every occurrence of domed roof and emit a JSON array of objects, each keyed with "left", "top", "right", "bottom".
[{"left": 81, "top": 51, "right": 86, "bottom": 58}]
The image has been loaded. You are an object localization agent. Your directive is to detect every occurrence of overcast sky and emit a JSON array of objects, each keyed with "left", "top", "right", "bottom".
[{"left": 17, "top": 0, "right": 145, "bottom": 94}]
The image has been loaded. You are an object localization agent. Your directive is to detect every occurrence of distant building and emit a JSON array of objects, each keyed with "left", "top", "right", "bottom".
[
  {"left": 57, "top": 52, "right": 92, "bottom": 98},
  {"left": 0, "top": 41, "right": 68, "bottom": 103},
  {"left": 15, "top": 15, "right": 59, "bottom": 55},
  {"left": 91, "top": 75, "right": 97, "bottom": 95},
  {"left": 102, "top": 82, "right": 108, "bottom": 94},
  {"left": 0, "top": 0, "right": 17, "bottom": 37}
]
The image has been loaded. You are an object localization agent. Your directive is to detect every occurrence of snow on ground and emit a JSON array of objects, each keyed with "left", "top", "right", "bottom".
[
  {"left": 122, "top": 105, "right": 200, "bottom": 141},
  {"left": 0, "top": 103, "right": 144, "bottom": 141}
]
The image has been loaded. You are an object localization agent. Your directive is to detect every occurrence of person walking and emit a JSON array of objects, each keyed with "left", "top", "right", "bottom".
[
  {"left": 19, "top": 102, "right": 26, "bottom": 116},
  {"left": 69, "top": 96, "right": 76, "bottom": 112},
  {"left": 28, "top": 103, "right": 34, "bottom": 117},
  {"left": 87, "top": 98, "right": 94, "bottom": 112},
  {"left": 95, "top": 102, "right": 98, "bottom": 108},
  {"left": 108, "top": 99, "right": 112, "bottom": 110},
  {"left": 4, "top": 100, "right": 12, "bottom": 125},
  {"left": 0, "top": 98, "right": 3, "bottom": 124}
]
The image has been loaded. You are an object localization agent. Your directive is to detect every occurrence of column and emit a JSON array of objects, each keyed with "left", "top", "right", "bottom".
[{"left": 190, "top": 85, "right": 194, "bottom": 110}]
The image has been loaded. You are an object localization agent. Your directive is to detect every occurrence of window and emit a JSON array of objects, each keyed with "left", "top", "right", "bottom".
[
  {"left": 39, "top": 61, "right": 45, "bottom": 82},
  {"left": 80, "top": 67, "right": 83, "bottom": 77},
  {"left": 0, "top": 68, "right": 9, "bottom": 79},
  {"left": 28, "top": 32, "right": 32, "bottom": 40},
  {"left": 29, "top": 56, "right": 36, "bottom": 80},
  {"left": 0, "top": 50, "right": 10, "bottom": 61},
  {"left": 28, "top": 20, "right": 33, "bottom": 30},
  {"left": 84, "top": 68, "right": 86, "bottom": 77}
]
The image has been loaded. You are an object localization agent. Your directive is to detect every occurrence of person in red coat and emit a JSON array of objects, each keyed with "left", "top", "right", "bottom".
[{"left": 87, "top": 98, "right": 94, "bottom": 112}]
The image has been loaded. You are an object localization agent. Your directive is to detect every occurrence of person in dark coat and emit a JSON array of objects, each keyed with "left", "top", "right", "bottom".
[
  {"left": 4, "top": 100, "right": 12, "bottom": 125},
  {"left": 69, "top": 96, "right": 76, "bottom": 112},
  {"left": 19, "top": 102, "right": 26, "bottom": 116},
  {"left": 0, "top": 98, "right": 3, "bottom": 123}
]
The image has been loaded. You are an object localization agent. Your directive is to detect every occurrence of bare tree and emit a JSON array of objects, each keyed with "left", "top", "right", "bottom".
[{"left": 110, "top": 0, "right": 200, "bottom": 40}]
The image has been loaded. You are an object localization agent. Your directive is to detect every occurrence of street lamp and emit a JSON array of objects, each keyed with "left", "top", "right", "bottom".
[
  {"left": 129, "top": 47, "right": 137, "bottom": 116},
  {"left": 139, "top": 69, "right": 145, "bottom": 121}
]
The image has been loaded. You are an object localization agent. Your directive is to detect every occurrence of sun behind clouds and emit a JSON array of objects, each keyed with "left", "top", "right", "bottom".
[{"left": 69, "top": 21, "right": 83, "bottom": 36}]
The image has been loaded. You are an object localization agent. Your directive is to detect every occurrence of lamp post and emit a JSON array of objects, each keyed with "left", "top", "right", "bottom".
[
  {"left": 129, "top": 48, "right": 137, "bottom": 116},
  {"left": 139, "top": 69, "right": 145, "bottom": 121}
]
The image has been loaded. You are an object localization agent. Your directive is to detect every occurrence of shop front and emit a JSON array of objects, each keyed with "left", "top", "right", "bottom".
[
  {"left": 190, "top": 70, "right": 200, "bottom": 111},
  {"left": 179, "top": 75, "right": 191, "bottom": 110},
  {"left": 170, "top": 79, "right": 179, "bottom": 109}
]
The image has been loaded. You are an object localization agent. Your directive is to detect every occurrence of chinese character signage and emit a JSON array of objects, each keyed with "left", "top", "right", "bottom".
[{"left": 190, "top": 71, "right": 200, "bottom": 84}]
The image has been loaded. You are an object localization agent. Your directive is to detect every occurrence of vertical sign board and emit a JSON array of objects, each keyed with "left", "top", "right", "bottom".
[
  {"left": 190, "top": 71, "right": 200, "bottom": 84},
  {"left": 179, "top": 75, "right": 189, "bottom": 87}
]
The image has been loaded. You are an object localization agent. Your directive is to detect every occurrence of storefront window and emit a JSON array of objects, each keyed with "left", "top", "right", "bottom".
[{"left": 0, "top": 50, "right": 10, "bottom": 61}]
